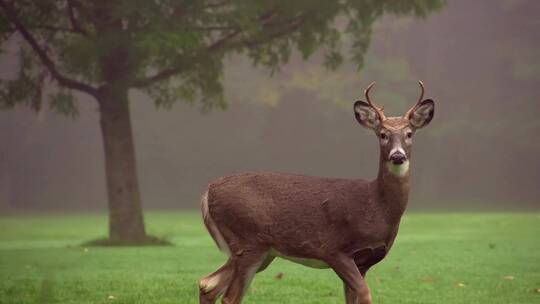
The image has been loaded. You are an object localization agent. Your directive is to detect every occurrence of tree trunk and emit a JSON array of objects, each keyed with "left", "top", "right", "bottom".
[{"left": 98, "top": 87, "right": 146, "bottom": 241}]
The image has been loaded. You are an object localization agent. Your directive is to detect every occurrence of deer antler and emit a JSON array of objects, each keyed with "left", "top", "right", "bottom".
[
  {"left": 405, "top": 80, "right": 425, "bottom": 119},
  {"left": 364, "top": 82, "right": 386, "bottom": 121}
]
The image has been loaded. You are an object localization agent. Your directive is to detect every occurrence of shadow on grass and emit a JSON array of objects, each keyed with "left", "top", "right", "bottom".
[{"left": 81, "top": 235, "right": 172, "bottom": 247}]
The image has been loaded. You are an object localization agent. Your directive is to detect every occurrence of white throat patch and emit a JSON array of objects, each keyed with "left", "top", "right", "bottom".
[{"left": 386, "top": 160, "right": 409, "bottom": 177}]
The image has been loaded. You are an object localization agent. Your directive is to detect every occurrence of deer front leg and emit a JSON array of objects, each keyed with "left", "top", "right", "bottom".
[{"left": 327, "top": 254, "right": 372, "bottom": 304}]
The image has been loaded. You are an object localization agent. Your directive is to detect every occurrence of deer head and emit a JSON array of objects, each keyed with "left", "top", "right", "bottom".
[{"left": 353, "top": 81, "right": 435, "bottom": 177}]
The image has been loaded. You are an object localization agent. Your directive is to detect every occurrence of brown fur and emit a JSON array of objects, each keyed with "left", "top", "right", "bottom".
[
  {"left": 198, "top": 82, "right": 435, "bottom": 304},
  {"left": 207, "top": 171, "right": 403, "bottom": 262}
]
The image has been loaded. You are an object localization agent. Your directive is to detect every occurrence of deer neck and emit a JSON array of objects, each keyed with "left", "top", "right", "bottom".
[{"left": 374, "top": 150, "right": 411, "bottom": 220}]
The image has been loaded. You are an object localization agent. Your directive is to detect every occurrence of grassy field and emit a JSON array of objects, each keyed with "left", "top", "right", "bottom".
[{"left": 0, "top": 211, "right": 539, "bottom": 304}]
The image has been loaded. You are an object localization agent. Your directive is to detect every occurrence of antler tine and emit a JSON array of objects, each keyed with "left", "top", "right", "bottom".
[
  {"left": 405, "top": 80, "right": 425, "bottom": 119},
  {"left": 364, "top": 81, "right": 386, "bottom": 120},
  {"left": 417, "top": 80, "right": 425, "bottom": 104}
]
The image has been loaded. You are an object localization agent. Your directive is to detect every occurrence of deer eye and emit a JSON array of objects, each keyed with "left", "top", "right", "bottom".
[
  {"left": 406, "top": 131, "right": 413, "bottom": 138},
  {"left": 380, "top": 133, "right": 388, "bottom": 140}
]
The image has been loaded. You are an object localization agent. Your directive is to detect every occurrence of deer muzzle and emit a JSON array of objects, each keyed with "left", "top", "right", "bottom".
[
  {"left": 389, "top": 147, "right": 408, "bottom": 165},
  {"left": 390, "top": 153, "right": 407, "bottom": 165}
]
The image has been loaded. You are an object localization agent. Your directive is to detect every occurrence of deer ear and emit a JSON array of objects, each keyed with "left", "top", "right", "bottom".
[
  {"left": 354, "top": 100, "right": 381, "bottom": 130},
  {"left": 409, "top": 99, "right": 434, "bottom": 129}
]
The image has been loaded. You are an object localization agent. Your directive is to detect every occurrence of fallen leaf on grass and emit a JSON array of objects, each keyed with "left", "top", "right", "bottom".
[
  {"left": 502, "top": 275, "right": 514, "bottom": 280},
  {"left": 274, "top": 272, "right": 284, "bottom": 280},
  {"left": 456, "top": 282, "right": 466, "bottom": 288},
  {"left": 421, "top": 276, "right": 436, "bottom": 283},
  {"left": 534, "top": 288, "right": 540, "bottom": 293},
  {"left": 325, "top": 292, "right": 336, "bottom": 297},
  {"left": 107, "top": 295, "right": 116, "bottom": 300}
]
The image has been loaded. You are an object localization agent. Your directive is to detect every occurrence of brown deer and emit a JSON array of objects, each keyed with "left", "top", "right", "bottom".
[{"left": 198, "top": 81, "right": 435, "bottom": 304}]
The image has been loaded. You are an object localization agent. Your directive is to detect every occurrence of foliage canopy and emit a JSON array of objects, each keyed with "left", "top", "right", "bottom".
[{"left": 0, "top": 0, "right": 445, "bottom": 114}]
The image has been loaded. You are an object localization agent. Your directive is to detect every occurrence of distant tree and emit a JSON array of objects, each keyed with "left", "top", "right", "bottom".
[{"left": 0, "top": 0, "right": 444, "bottom": 244}]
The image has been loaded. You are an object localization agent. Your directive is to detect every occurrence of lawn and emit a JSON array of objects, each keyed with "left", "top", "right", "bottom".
[{"left": 0, "top": 211, "right": 539, "bottom": 304}]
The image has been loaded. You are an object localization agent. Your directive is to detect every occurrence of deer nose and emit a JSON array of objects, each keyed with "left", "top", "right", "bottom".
[{"left": 390, "top": 152, "right": 407, "bottom": 165}]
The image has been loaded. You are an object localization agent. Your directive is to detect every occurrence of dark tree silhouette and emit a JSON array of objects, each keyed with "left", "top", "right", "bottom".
[{"left": 0, "top": 0, "right": 444, "bottom": 244}]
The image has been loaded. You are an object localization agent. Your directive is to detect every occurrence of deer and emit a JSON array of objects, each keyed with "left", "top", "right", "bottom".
[{"left": 198, "top": 81, "right": 435, "bottom": 304}]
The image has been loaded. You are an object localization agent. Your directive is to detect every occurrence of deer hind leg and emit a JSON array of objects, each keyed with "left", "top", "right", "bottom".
[
  {"left": 221, "top": 251, "right": 268, "bottom": 304},
  {"left": 327, "top": 254, "right": 372, "bottom": 304},
  {"left": 199, "top": 259, "right": 233, "bottom": 304},
  {"left": 343, "top": 283, "right": 371, "bottom": 304}
]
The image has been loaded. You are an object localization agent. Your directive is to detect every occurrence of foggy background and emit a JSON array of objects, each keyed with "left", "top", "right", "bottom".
[{"left": 1, "top": 0, "right": 538, "bottom": 212}]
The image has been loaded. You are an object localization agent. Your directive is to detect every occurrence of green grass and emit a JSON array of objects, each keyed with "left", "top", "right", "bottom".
[{"left": 1, "top": 211, "right": 539, "bottom": 304}]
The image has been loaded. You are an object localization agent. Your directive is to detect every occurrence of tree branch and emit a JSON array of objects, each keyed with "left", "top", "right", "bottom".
[
  {"left": 189, "top": 25, "right": 237, "bottom": 31},
  {"left": 0, "top": 0, "right": 98, "bottom": 97},
  {"left": 131, "top": 11, "right": 306, "bottom": 89},
  {"left": 241, "top": 13, "right": 306, "bottom": 49},
  {"left": 30, "top": 25, "right": 80, "bottom": 34},
  {"left": 207, "top": 28, "right": 242, "bottom": 51},
  {"left": 205, "top": 1, "right": 228, "bottom": 9},
  {"left": 131, "top": 28, "right": 241, "bottom": 88},
  {"left": 67, "top": 0, "right": 89, "bottom": 36}
]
